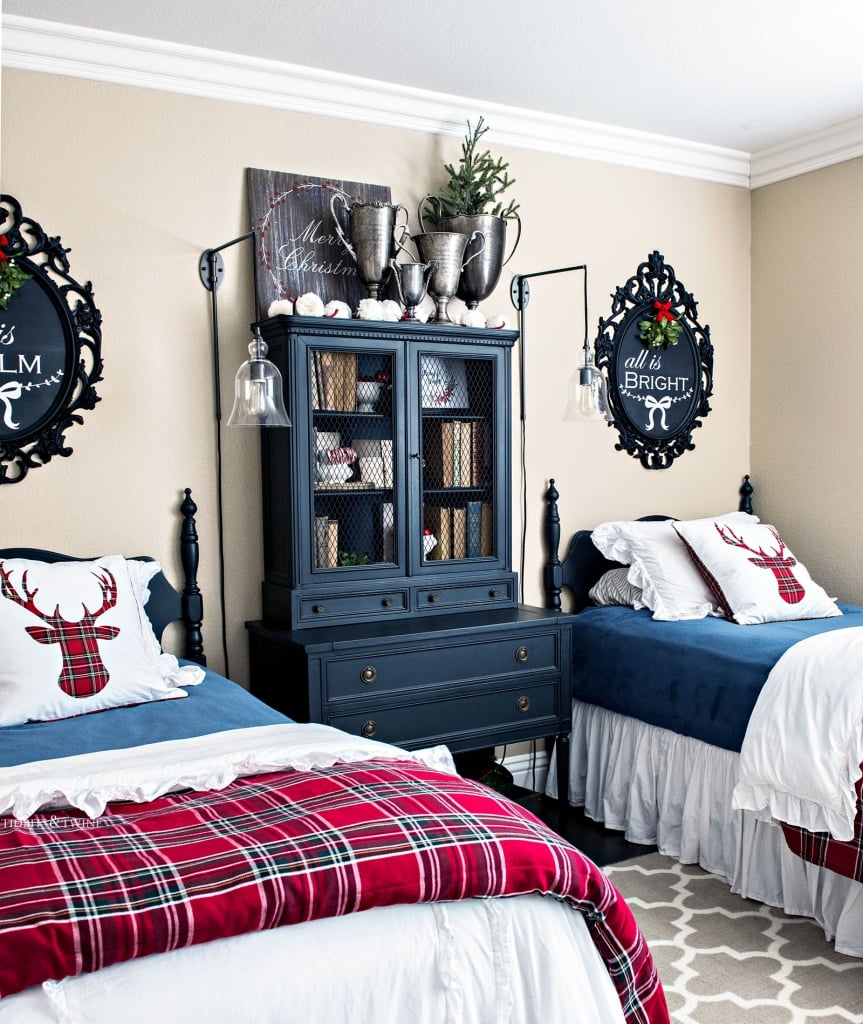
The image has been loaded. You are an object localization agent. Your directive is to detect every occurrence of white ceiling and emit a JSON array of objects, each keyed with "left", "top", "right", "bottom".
[{"left": 5, "top": 0, "right": 863, "bottom": 155}]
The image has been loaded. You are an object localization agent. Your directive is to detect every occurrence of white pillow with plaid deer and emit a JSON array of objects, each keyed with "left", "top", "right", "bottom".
[
  {"left": 673, "top": 519, "right": 841, "bottom": 625},
  {"left": 591, "top": 512, "right": 759, "bottom": 620},
  {"left": 0, "top": 555, "right": 202, "bottom": 726}
]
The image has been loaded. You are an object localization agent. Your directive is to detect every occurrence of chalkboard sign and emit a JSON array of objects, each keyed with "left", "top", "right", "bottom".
[
  {"left": 247, "top": 169, "right": 393, "bottom": 318},
  {"left": 596, "top": 251, "right": 713, "bottom": 469},
  {"left": 0, "top": 195, "right": 102, "bottom": 484}
]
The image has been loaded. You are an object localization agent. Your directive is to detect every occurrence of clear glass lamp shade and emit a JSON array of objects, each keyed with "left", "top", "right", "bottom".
[
  {"left": 564, "top": 359, "right": 611, "bottom": 422},
  {"left": 226, "top": 337, "right": 291, "bottom": 428}
]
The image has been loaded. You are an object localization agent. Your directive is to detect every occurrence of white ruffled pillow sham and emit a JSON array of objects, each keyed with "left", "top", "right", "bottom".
[{"left": 591, "top": 511, "right": 759, "bottom": 621}]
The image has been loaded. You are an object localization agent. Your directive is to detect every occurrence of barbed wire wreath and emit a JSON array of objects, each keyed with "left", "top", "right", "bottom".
[{"left": 255, "top": 180, "right": 360, "bottom": 305}]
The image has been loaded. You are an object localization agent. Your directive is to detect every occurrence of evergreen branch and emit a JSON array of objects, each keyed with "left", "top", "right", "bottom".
[{"left": 427, "top": 117, "right": 519, "bottom": 223}]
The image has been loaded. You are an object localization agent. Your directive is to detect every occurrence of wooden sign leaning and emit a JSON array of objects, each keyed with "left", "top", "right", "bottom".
[{"left": 246, "top": 168, "right": 392, "bottom": 318}]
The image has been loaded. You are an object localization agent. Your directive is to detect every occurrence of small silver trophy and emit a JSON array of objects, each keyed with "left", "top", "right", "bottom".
[{"left": 391, "top": 259, "right": 435, "bottom": 320}]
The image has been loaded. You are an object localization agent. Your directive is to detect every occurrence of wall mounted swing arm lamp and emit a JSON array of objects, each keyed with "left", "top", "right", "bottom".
[
  {"left": 510, "top": 264, "right": 611, "bottom": 423},
  {"left": 198, "top": 231, "right": 291, "bottom": 428},
  {"left": 198, "top": 230, "right": 291, "bottom": 678}
]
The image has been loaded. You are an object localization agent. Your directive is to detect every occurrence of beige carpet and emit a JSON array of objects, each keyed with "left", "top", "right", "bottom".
[{"left": 605, "top": 853, "right": 863, "bottom": 1024}]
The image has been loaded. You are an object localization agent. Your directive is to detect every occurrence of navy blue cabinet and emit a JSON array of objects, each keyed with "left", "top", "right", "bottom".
[{"left": 249, "top": 316, "right": 573, "bottom": 811}]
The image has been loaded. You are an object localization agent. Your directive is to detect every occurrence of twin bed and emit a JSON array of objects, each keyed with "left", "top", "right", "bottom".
[
  {"left": 0, "top": 491, "right": 668, "bottom": 1023},
  {"left": 542, "top": 476, "right": 863, "bottom": 957}
]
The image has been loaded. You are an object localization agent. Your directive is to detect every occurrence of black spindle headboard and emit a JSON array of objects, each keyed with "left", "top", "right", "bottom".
[{"left": 542, "top": 474, "right": 754, "bottom": 613}]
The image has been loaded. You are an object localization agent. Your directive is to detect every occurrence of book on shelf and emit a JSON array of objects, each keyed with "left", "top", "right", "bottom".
[
  {"left": 315, "top": 515, "right": 338, "bottom": 568},
  {"left": 465, "top": 500, "right": 483, "bottom": 558},
  {"left": 423, "top": 419, "right": 454, "bottom": 488},
  {"left": 380, "top": 439, "right": 394, "bottom": 487},
  {"left": 458, "top": 421, "right": 472, "bottom": 487},
  {"left": 424, "top": 505, "right": 451, "bottom": 560},
  {"left": 316, "top": 351, "right": 357, "bottom": 411},
  {"left": 338, "top": 352, "right": 357, "bottom": 411},
  {"left": 374, "top": 502, "right": 395, "bottom": 563},
  {"left": 317, "top": 351, "right": 336, "bottom": 410},
  {"left": 425, "top": 419, "right": 481, "bottom": 489},
  {"left": 452, "top": 506, "right": 467, "bottom": 558},
  {"left": 451, "top": 421, "right": 462, "bottom": 488},
  {"left": 480, "top": 502, "right": 493, "bottom": 557},
  {"left": 470, "top": 420, "right": 485, "bottom": 486}
]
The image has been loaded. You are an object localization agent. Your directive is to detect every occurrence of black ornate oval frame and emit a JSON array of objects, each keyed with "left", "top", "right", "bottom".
[
  {"left": 596, "top": 250, "right": 713, "bottom": 469},
  {"left": 0, "top": 195, "right": 102, "bottom": 484}
]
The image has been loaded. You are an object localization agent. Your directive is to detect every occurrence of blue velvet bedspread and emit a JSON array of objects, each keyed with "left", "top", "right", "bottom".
[
  {"left": 0, "top": 666, "right": 291, "bottom": 768},
  {"left": 572, "top": 603, "right": 863, "bottom": 751}
]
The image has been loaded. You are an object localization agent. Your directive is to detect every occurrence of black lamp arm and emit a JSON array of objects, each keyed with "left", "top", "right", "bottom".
[
  {"left": 510, "top": 264, "right": 589, "bottom": 423},
  {"left": 199, "top": 230, "right": 259, "bottom": 422}
]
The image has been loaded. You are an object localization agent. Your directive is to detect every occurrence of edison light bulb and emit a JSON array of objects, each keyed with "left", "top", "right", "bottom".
[{"left": 246, "top": 377, "right": 269, "bottom": 418}]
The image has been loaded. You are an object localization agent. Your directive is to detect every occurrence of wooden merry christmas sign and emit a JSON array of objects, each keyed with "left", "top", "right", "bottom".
[{"left": 247, "top": 168, "right": 392, "bottom": 318}]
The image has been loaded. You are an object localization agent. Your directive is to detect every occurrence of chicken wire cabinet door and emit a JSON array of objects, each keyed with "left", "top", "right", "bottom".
[{"left": 257, "top": 315, "right": 518, "bottom": 629}]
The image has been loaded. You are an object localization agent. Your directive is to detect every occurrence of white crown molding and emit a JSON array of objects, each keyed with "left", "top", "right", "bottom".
[
  {"left": 3, "top": 14, "right": 751, "bottom": 188},
  {"left": 751, "top": 116, "right": 863, "bottom": 188}
]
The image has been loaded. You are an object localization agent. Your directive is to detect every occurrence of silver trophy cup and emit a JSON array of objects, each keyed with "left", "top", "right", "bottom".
[
  {"left": 413, "top": 231, "right": 486, "bottom": 323},
  {"left": 391, "top": 259, "right": 435, "bottom": 320},
  {"left": 330, "top": 194, "right": 411, "bottom": 299}
]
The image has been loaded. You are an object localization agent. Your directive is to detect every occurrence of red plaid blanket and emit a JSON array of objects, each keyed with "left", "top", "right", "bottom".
[
  {"left": 0, "top": 758, "right": 667, "bottom": 1023},
  {"left": 781, "top": 769, "right": 863, "bottom": 883}
]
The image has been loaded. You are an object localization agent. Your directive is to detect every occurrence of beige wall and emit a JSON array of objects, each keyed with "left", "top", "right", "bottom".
[
  {"left": 752, "top": 157, "right": 863, "bottom": 602},
  {"left": 1, "top": 69, "right": 752, "bottom": 683}
]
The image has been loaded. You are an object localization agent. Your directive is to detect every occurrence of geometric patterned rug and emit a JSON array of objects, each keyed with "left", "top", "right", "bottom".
[{"left": 605, "top": 854, "right": 863, "bottom": 1024}]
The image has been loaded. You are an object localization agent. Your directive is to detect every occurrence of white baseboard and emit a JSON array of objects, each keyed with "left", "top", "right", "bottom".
[{"left": 501, "top": 745, "right": 548, "bottom": 793}]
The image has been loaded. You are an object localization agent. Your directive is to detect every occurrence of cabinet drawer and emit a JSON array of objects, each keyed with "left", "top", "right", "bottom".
[
  {"left": 327, "top": 679, "right": 559, "bottom": 748},
  {"left": 414, "top": 577, "right": 515, "bottom": 613},
  {"left": 324, "top": 630, "right": 559, "bottom": 701},
  {"left": 297, "top": 588, "right": 409, "bottom": 624}
]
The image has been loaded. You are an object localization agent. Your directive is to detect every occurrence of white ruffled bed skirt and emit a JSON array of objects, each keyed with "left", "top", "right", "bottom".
[{"left": 547, "top": 700, "right": 863, "bottom": 957}]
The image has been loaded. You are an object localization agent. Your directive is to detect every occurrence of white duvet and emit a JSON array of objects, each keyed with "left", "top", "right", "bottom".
[
  {"left": 0, "top": 895, "right": 626, "bottom": 1024},
  {"left": 732, "top": 626, "right": 863, "bottom": 840}
]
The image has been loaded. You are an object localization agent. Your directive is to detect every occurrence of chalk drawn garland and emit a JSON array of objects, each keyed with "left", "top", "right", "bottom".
[
  {"left": 596, "top": 250, "right": 713, "bottom": 470},
  {"left": 0, "top": 195, "right": 103, "bottom": 484}
]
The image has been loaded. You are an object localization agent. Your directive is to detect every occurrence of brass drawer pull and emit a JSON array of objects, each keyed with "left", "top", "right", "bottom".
[
  {"left": 516, "top": 695, "right": 531, "bottom": 713},
  {"left": 360, "top": 666, "right": 377, "bottom": 684},
  {"left": 382, "top": 598, "right": 393, "bottom": 607},
  {"left": 313, "top": 604, "right": 325, "bottom": 614},
  {"left": 515, "top": 646, "right": 529, "bottom": 663},
  {"left": 489, "top": 588, "right": 500, "bottom": 598},
  {"left": 361, "top": 720, "right": 378, "bottom": 738},
  {"left": 428, "top": 593, "right": 440, "bottom": 603}
]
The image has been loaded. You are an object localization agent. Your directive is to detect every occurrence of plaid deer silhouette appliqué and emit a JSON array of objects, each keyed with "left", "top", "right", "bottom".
[
  {"left": 0, "top": 562, "right": 120, "bottom": 697},
  {"left": 715, "top": 523, "right": 804, "bottom": 604}
]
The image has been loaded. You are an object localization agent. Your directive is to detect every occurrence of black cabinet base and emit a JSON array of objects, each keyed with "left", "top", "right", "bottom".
[{"left": 247, "top": 605, "right": 575, "bottom": 823}]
